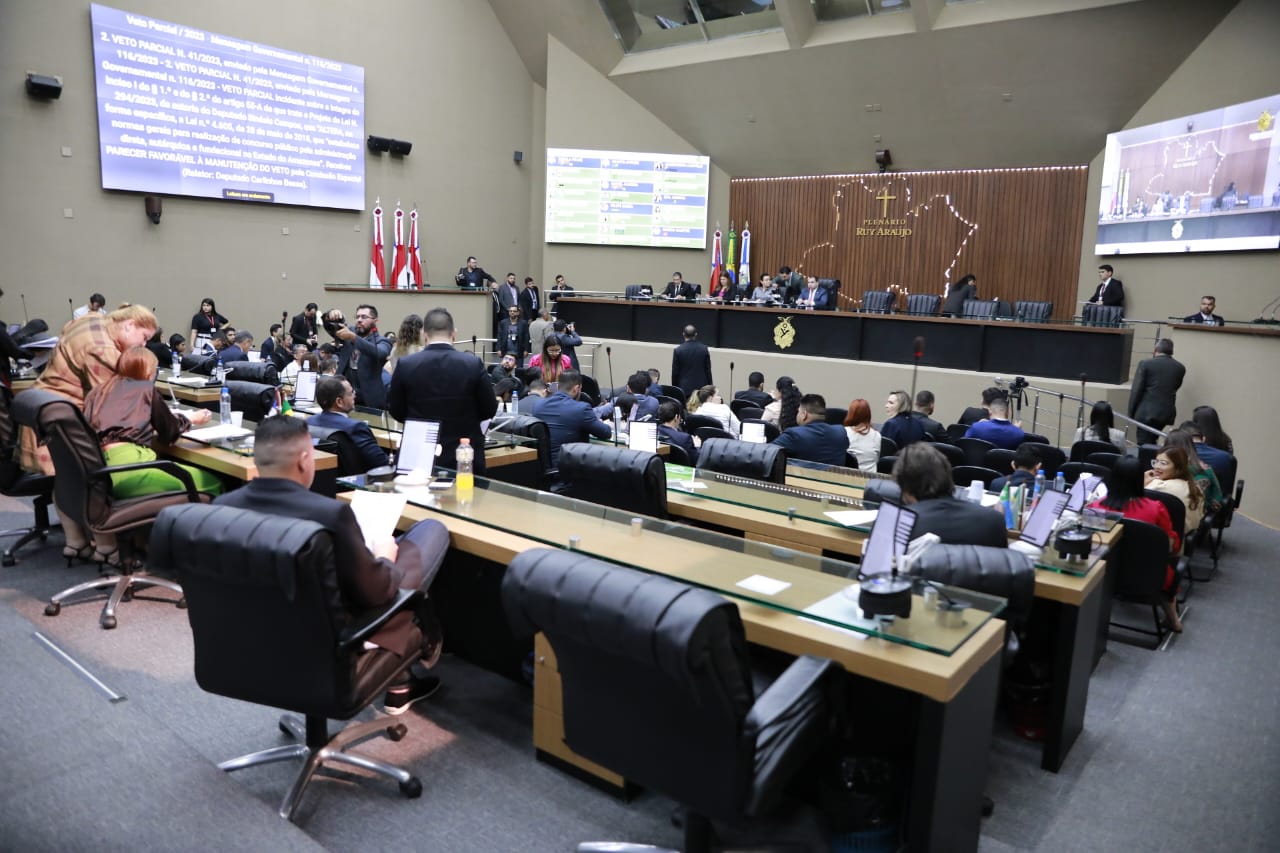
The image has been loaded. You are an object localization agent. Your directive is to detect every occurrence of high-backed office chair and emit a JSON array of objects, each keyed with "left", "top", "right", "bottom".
[
  {"left": 696, "top": 437, "right": 786, "bottom": 483},
  {"left": 954, "top": 436, "right": 996, "bottom": 467},
  {"left": 182, "top": 352, "right": 215, "bottom": 374},
  {"left": 501, "top": 548, "right": 837, "bottom": 853},
  {"left": 952, "top": 465, "right": 1002, "bottom": 489},
  {"left": 876, "top": 455, "right": 898, "bottom": 475},
  {"left": 682, "top": 413, "right": 723, "bottom": 434},
  {"left": 0, "top": 388, "right": 57, "bottom": 565},
  {"left": 1081, "top": 303, "right": 1123, "bottom": 327},
  {"left": 817, "top": 278, "right": 841, "bottom": 310},
  {"left": 663, "top": 442, "right": 692, "bottom": 466},
  {"left": 1058, "top": 461, "right": 1110, "bottom": 485},
  {"left": 21, "top": 389, "right": 208, "bottom": 629},
  {"left": 1109, "top": 518, "right": 1187, "bottom": 649},
  {"left": 879, "top": 435, "right": 899, "bottom": 459},
  {"left": 1024, "top": 443, "right": 1066, "bottom": 474},
  {"left": 741, "top": 418, "right": 780, "bottom": 442},
  {"left": 863, "top": 476, "right": 901, "bottom": 504},
  {"left": 578, "top": 374, "right": 602, "bottom": 407},
  {"left": 659, "top": 384, "right": 687, "bottom": 406},
  {"left": 728, "top": 399, "right": 759, "bottom": 419},
  {"left": 1021, "top": 432, "right": 1050, "bottom": 446},
  {"left": 944, "top": 423, "right": 970, "bottom": 443},
  {"left": 307, "top": 425, "right": 385, "bottom": 477},
  {"left": 1084, "top": 451, "right": 1123, "bottom": 470},
  {"left": 624, "top": 284, "right": 652, "bottom": 300},
  {"left": 905, "top": 293, "right": 941, "bottom": 316},
  {"left": 930, "top": 442, "right": 964, "bottom": 467},
  {"left": 225, "top": 380, "right": 277, "bottom": 421},
  {"left": 695, "top": 426, "right": 735, "bottom": 443},
  {"left": 983, "top": 448, "right": 1017, "bottom": 473},
  {"left": 1069, "top": 439, "right": 1119, "bottom": 462},
  {"left": 961, "top": 300, "right": 998, "bottom": 319},
  {"left": 909, "top": 544, "right": 1036, "bottom": 650},
  {"left": 226, "top": 361, "right": 280, "bottom": 386},
  {"left": 498, "top": 414, "right": 555, "bottom": 490},
  {"left": 557, "top": 443, "right": 668, "bottom": 519},
  {"left": 1014, "top": 300, "right": 1053, "bottom": 323},
  {"left": 824, "top": 406, "right": 847, "bottom": 426},
  {"left": 860, "top": 290, "right": 894, "bottom": 314},
  {"left": 150, "top": 504, "right": 426, "bottom": 821}
]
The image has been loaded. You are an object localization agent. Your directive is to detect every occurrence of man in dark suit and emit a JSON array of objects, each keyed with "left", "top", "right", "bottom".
[
  {"left": 456, "top": 256, "right": 496, "bottom": 289},
  {"left": 671, "top": 324, "right": 712, "bottom": 398},
  {"left": 656, "top": 400, "right": 698, "bottom": 465},
  {"left": 308, "top": 377, "right": 389, "bottom": 472},
  {"left": 773, "top": 266, "right": 805, "bottom": 304},
  {"left": 289, "top": 302, "right": 319, "bottom": 350},
  {"left": 893, "top": 443, "right": 1008, "bottom": 548},
  {"left": 911, "top": 390, "right": 947, "bottom": 441},
  {"left": 497, "top": 305, "right": 529, "bottom": 366},
  {"left": 772, "top": 394, "right": 850, "bottom": 466},
  {"left": 940, "top": 273, "right": 977, "bottom": 316},
  {"left": 735, "top": 372, "right": 773, "bottom": 409},
  {"left": 218, "top": 330, "right": 253, "bottom": 363},
  {"left": 518, "top": 276, "right": 542, "bottom": 322},
  {"left": 662, "top": 271, "right": 698, "bottom": 300},
  {"left": 1128, "top": 338, "right": 1185, "bottom": 442},
  {"left": 1182, "top": 295, "right": 1225, "bottom": 326},
  {"left": 533, "top": 369, "right": 612, "bottom": 467},
  {"left": 215, "top": 415, "right": 449, "bottom": 714},
  {"left": 1088, "top": 264, "right": 1125, "bottom": 308},
  {"left": 330, "top": 304, "right": 392, "bottom": 410},
  {"left": 389, "top": 308, "right": 498, "bottom": 474}
]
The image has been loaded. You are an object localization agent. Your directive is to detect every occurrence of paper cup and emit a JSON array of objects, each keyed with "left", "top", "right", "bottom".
[{"left": 230, "top": 411, "right": 244, "bottom": 427}]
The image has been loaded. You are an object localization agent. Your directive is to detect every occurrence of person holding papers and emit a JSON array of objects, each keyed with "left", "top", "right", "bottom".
[{"left": 216, "top": 415, "right": 450, "bottom": 715}]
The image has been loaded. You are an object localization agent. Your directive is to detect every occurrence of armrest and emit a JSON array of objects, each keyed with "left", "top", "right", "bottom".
[
  {"left": 91, "top": 458, "right": 201, "bottom": 502},
  {"left": 338, "top": 588, "right": 422, "bottom": 650},
  {"left": 744, "top": 654, "right": 838, "bottom": 817}
]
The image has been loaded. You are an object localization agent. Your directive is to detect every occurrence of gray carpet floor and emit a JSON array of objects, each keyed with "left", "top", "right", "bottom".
[{"left": 0, "top": 492, "right": 1276, "bottom": 852}]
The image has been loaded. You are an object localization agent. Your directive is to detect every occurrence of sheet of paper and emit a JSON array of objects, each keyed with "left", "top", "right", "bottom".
[
  {"left": 347, "top": 491, "right": 407, "bottom": 551},
  {"left": 628, "top": 421, "right": 658, "bottom": 453},
  {"left": 823, "top": 509, "right": 879, "bottom": 527},
  {"left": 736, "top": 574, "right": 791, "bottom": 595},
  {"left": 183, "top": 423, "right": 252, "bottom": 442}
]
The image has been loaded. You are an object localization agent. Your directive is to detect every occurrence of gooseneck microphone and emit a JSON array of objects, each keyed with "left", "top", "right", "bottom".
[
  {"left": 68, "top": 298, "right": 74, "bottom": 322},
  {"left": 606, "top": 346, "right": 615, "bottom": 399},
  {"left": 20, "top": 293, "right": 28, "bottom": 324},
  {"left": 728, "top": 361, "right": 735, "bottom": 400}
]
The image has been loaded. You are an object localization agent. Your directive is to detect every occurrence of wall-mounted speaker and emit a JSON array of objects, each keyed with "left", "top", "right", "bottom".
[
  {"left": 367, "top": 135, "right": 392, "bottom": 153},
  {"left": 144, "top": 195, "right": 162, "bottom": 224},
  {"left": 875, "top": 149, "right": 893, "bottom": 172},
  {"left": 388, "top": 139, "right": 412, "bottom": 156},
  {"left": 513, "top": 150, "right": 523, "bottom": 164},
  {"left": 25, "top": 72, "right": 62, "bottom": 100}
]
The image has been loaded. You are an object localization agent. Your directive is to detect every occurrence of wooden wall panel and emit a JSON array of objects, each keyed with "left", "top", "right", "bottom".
[{"left": 730, "top": 167, "right": 1089, "bottom": 320}]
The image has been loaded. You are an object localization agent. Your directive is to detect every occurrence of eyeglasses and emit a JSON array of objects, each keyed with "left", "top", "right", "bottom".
[
  {"left": 1150, "top": 458, "right": 1171, "bottom": 468},
  {"left": 355, "top": 313, "right": 374, "bottom": 320}
]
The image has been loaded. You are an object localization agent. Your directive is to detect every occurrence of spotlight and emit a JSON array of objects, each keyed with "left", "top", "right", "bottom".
[
  {"left": 388, "top": 139, "right": 412, "bottom": 156},
  {"left": 367, "top": 135, "right": 392, "bottom": 153}
]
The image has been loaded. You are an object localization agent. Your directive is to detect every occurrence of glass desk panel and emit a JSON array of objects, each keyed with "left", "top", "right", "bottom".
[
  {"left": 341, "top": 473, "right": 1005, "bottom": 655},
  {"left": 664, "top": 464, "right": 874, "bottom": 530},
  {"left": 785, "top": 459, "right": 892, "bottom": 493},
  {"left": 1033, "top": 543, "right": 1109, "bottom": 578},
  {"left": 346, "top": 409, "right": 536, "bottom": 452}
]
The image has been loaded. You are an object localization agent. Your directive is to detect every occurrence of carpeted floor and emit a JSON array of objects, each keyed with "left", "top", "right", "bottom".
[{"left": 0, "top": 493, "right": 1276, "bottom": 852}]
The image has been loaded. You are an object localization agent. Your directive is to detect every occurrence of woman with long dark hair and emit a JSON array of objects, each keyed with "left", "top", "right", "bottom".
[
  {"left": 527, "top": 333, "right": 572, "bottom": 387},
  {"left": 1145, "top": 445, "right": 1205, "bottom": 533},
  {"left": 189, "top": 297, "right": 228, "bottom": 350},
  {"left": 1162, "top": 429, "right": 1224, "bottom": 515},
  {"left": 762, "top": 376, "right": 800, "bottom": 429},
  {"left": 1074, "top": 401, "right": 1125, "bottom": 447},
  {"left": 1191, "top": 405, "right": 1233, "bottom": 454},
  {"left": 1089, "top": 456, "right": 1183, "bottom": 632}
]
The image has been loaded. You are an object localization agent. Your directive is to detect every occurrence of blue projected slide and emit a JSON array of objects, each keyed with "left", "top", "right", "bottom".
[
  {"left": 545, "top": 147, "right": 710, "bottom": 249},
  {"left": 90, "top": 4, "right": 366, "bottom": 211}
]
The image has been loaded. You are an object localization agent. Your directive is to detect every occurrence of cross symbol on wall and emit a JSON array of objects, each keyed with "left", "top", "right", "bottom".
[{"left": 875, "top": 187, "right": 897, "bottom": 218}]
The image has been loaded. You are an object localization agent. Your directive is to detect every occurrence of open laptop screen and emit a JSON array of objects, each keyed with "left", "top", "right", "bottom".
[
  {"left": 395, "top": 420, "right": 441, "bottom": 476},
  {"left": 292, "top": 371, "right": 318, "bottom": 406},
  {"left": 860, "top": 502, "right": 917, "bottom": 577},
  {"left": 1020, "top": 489, "right": 1071, "bottom": 549},
  {"left": 1066, "top": 475, "right": 1104, "bottom": 513}
]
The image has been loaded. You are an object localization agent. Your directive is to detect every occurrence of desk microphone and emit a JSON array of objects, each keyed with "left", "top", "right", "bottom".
[{"left": 1253, "top": 294, "right": 1280, "bottom": 324}]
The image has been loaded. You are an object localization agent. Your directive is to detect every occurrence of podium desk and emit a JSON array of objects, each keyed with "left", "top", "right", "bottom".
[{"left": 341, "top": 476, "right": 1006, "bottom": 853}]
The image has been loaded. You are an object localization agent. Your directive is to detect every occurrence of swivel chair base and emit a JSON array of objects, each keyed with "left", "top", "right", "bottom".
[
  {"left": 219, "top": 713, "right": 421, "bottom": 821},
  {"left": 44, "top": 569, "right": 185, "bottom": 630},
  {"left": 1, "top": 496, "right": 58, "bottom": 566}
]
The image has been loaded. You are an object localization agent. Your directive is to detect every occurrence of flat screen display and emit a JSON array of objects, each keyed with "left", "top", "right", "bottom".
[
  {"left": 545, "top": 147, "right": 710, "bottom": 249},
  {"left": 90, "top": 4, "right": 366, "bottom": 210},
  {"left": 1095, "top": 93, "right": 1280, "bottom": 254}
]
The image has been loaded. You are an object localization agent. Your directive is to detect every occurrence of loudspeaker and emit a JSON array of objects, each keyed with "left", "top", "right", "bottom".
[
  {"left": 144, "top": 195, "right": 162, "bottom": 224},
  {"left": 367, "top": 135, "right": 392, "bottom": 153},
  {"left": 513, "top": 150, "right": 523, "bottom": 164},
  {"left": 388, "top": 139, "right": 412, "bottom": 156},
  {"left": 875, "top": 148, "right": 893, "bottom": 172},
  {"left": 25, "top": 72, "right": 62, "bottom": 100}
]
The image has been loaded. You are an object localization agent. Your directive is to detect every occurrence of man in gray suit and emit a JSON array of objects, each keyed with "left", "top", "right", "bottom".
[{"left": 1128, "top": 338, "right": 1185, "bottom": 442}]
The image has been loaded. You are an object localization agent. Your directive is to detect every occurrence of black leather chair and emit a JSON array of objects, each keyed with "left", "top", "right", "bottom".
[
  {"left": 557, "top": 443, "right": 668, "bottom": 519},
  {"left": 696, "top": 437, "right": 786, "bottom": 484},
  {"left": 909, "top": 544, "right": 1036, "bottom": 651},
  {"left": 659, "top": 384, "right": 687, "bottom": 406},
  {"left": 150, "top": 504, "right": 425, "bottom": 820},
  {"left": 817, "top": 278, "right": 841, "bottom": 310},
  {"left": 308, "top": 425, "right": 389, "bottom": 477},
  {"left": 961, "top": 300, "right": 998, "bottom": 319},
  {"left": 944, "top": 423, "right": 969, "bottom": 443},
  {"left": 226, "top": 361, "right": 280, "bottom": 386},
  {"left": 694, "top": 426, "right": 734, "bottom": 443},
  {"left": 1069, "top": 439, "right": 1119, "bottom": 462},
  {"left": 0, "top": 388, "right": 57, "bottom": 565},
  {"left": 824, "top": 406, "right": 846, "bottom": 426},
  {"left": 19, "top": 389, "right": 209, "bottom": 629},
  {"left": 1081, "top": 303, "right": 1123, "bottom": 327},
  {"left": 501, "top": 548, "right": 837, "bottom": 853},
  {"left": 930, "top": 441, "right": 964, "bottom": 467},
  {"left": 741, "top": 418, "right": 780, "bottom": 442},
  {"left": 1024, "top": 442, "right": 1066, "bottom": 475},
  {"left": 1136, "top": 443, "right": 1161, "bottom": 471},
  {"left": 983, "top": 448, "right": 1017, "bottom": 473},
  {"left": 1206, "top": 456, "right": 1241, "bottom": 572},
  {"left": 663, "top": 441, "right": 692, "bottom": 466},
  {"left": 955, "top": 436, "right": 996, "bottom": 467},
  {"left": 624, "top": 284, "right": 652, "bottom": 300},
  {"left": 876, "top": 455, "right": 897, "bottom": 475},
  {"left": 879, "top": 435, "right": 899, "bottom": 459},
  {"left": 225, "top": 380, "right": 278, "bottom": 421},
  {"left": 728, "top": 399, "right": 759, "bottom": 419},
  {"left": 1059, "top": 461, "right": 1110, "bottom": 485},
  {"left": 682, "top": 413, "right": 723, "bottom": 434},
  {"left": 952, "top": 465, "right": 1002, "bottom": 489},
  {"left": 863, "top": 476, "right": 901, "bottom": 504},
  {"left": 579, "top": 374, "right": 601, "bottom": 407},
  {"left": 182, "top": 352, "right": 215, "bottom": 374},
  {"left": 1085, "top": 451, "right": 1123, "bottom": 470},
  {"left": 497, "top": 414, "right": 555, "bottom": 490},
  {"left": 905, "top": 293, "right": 941, "bottom": 316},
  {"left": 861, "top": 290, "right": 894, "bottom": 314},
  {"left": 1109, "top": 518, "right": 1187, "bottom": 648},
  {"left": 1014, "top": 300, "right": 1053, "bottom": 323}
]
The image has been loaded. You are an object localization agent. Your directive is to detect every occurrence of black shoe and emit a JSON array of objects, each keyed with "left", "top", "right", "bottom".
[{"left": 383, "top": 675, "right": 441, "bottom": 716}]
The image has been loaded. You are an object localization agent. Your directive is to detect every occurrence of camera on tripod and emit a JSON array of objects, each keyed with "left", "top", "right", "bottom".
[{"left": 1009, "top": 376, "right": 1029, "bottom": 393}]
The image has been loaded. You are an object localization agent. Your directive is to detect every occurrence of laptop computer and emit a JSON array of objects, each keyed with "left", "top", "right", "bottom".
[
  {"left": 859, "top": 501, "right": 917, "bottom": 577},
  {"left": 1066, "top": 474, "right": 1104, "bottom": 513},
  {"left": 291, "top": 371, "right": 321, "bottom": 414},
  {"left": 1018, "top": 489, "right": 1071, "bottom": 549}
]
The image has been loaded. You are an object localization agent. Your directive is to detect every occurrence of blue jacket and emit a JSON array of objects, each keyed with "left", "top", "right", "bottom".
[
  {"left": 309, "top": 410, "right": 388, "bottom": 472},
  {"left": 772, "top": 422, "right": 849, "bottom": 466},
  {"left": 881, "top": 412, "right": 926, "bottom": 448},
  {"left": 534, "top": 391, "right": 612, "bottom": 466},
  {"left": 965, "top": 419, "right": 1026, "bottom": 451}
]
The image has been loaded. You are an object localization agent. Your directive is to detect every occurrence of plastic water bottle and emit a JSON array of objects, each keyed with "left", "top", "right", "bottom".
[
  {"left": 455, "top": 438, "right": 474, "bottom": 502},
  {"left": 612, "top": 406, "right": 623, "bottom": 443},
  {"left": 1053, "top": 470, "right": 1066, "bottom": 493},
  {"left": 171, "top": 351, "right": 182, "bottom": 378},
  {"left": 219, "top": 386, "right": 232, "bottom": 425},
  {"left": 510, "top": 387, "right": 519, "bottom": 415},
  {"left": 1033, "top": 470, "right": 1046, "bottom": 505},
  {"left": 215, "top": 354, "right": 225, "bottom": 383}
]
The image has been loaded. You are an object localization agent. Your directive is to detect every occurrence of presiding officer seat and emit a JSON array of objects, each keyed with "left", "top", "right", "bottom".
[
  {"left": 860, "top": 290, "right": 894, "bottom": 314},
  {"left": 961, "top": 300, "right": 998, "bottom": 320},
  {"left": 905, "top": 293, "right": 941, "bottom": 316},
  {"left": 696, "top": 437, "right": 786, "bottom": 484},
  {"left": 151, "top": 504, "right": 426, "bottom": 821},
  {"left": 20, "top": 389, "right": 209, "bottom": 629},
  {"left": 501, "top": 548, "right": 837, "bottom": 853},
  {"left": 1014, "top": 301, "right": 1053, "bottom": 323},
  {"left": 557, "top": 443, "right": 668, "bottom": 519}
]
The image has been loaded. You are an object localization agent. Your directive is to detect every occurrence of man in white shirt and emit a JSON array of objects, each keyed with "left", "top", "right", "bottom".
[{"left": 72, "top": 293, "right": 106, "bottom": 320}]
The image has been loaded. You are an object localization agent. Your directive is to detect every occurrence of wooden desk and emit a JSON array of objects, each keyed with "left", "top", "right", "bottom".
[
  {"left": 343, "top": 490, "right": 1003, "bottom": 852},
  {"left": 665, "top": 488, "right": 866, "bottom": 558},
  {"left": 159, "top": 437, "right": 337, "bottom": 481}
]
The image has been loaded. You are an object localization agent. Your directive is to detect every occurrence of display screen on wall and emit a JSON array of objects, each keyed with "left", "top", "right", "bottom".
[
  {"left": 545, "top": 147, "right": 710, "bottom": 249},
  {"left": 1095, "top": 93, "right": 1280, "bottom": 254},
  {"left": 90, "top": 4, "right": 366, "bottom": 210}
]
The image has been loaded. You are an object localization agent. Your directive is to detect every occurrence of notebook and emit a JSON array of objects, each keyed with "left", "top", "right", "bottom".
[
  {"left": 1019, "top": 489, "right": 1071, "bottom": 549},
  {"left": 291, "top": 371, "right": 320, "bottom": 413},
  {"left": 395, "top": 419, "right": 441, "bottom": 476},
  {"left": 859, "top": 502, "right": 917, "bottom": 577}
]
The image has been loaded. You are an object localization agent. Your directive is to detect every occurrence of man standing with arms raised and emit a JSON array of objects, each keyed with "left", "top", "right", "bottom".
[
  {"left": 389, "top": 308, "right": 498, "bottom": 475},
  {"left": 331, "top": 304, "right": 391, "bottom": 410}
]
